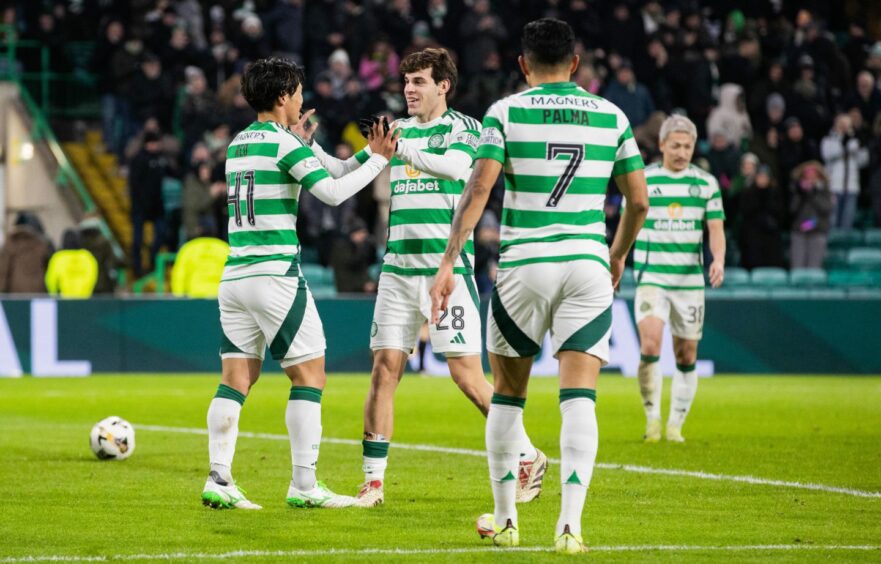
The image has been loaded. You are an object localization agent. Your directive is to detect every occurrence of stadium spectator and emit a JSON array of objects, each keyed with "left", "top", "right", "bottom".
[
  {"left": 127, "top": 53, "right": 175, "bottom": 130},
  {"left": 329, "top": 217, "right": 376, "bottom": 294},
  {"left": 847, "top": 71, "right": 881, "bottom": 132},
  {"left": 821, "top": 113, "right": 870, "bottom": 230},
  {"left": 0, "top": 213, "right": 52, "bottom": 294},
  {"left": 183, "top": 144, "right": 224, "bottom": 240},
  {"left": 179, "top": 66, "right": 218, "bottom": 156},
  {"left": 359, "top": 40, "right": 400, "bottom": 92},
  {"left": 706, "top": 130, "right": 742, "bottom": 192},
  {"left": 263, "top": 0, "right": 305, "bottom": 63},
  {"left": 78, "top": 215, "right": 123, "bottom": 294},
  {"left": 320, "top": 49, "right": 354, "bottom": 100},
  {"left": 789, "top": 161, "right": 832, "bottom": 269},
  {"left": 458, "top": 0, "right": 507, "bottom": 77},
  {"left": 303, "top": 0, "right": 345, "bottom": 76},
  {"left": 170, "top": 236, "right": 229, "bottom": 298},
  {"left": 236, "top": 14, "right": 272, "bottom": 63},
  {"left": 748, "top": 60, "right": 792, "bottom": 123},
  {"left": 45, "top": 229, "right": 99, "bottom": 299},
  {"left": 729, "top": 152, "right": 760, "bottom": 218},
  {"left": 129, "top": 131, "right": 168, "bottom": 278},
  {"left": 706, "top": 83, "right": 752, "bottom": 148},
  {"left": 778, "top": 117, "right": 819, "bottom": 188},
  {"left": 739, "top": 165, "right": 785, "bottom": 270},
  {"left": 602, "top": 59, "right": 655, "bottom": 129},
  {"left": 91, "top": 20, "right": 129, "bottom": 156},
  {"left": 384, "top": 0, "right": 417, "bottom": 55}
]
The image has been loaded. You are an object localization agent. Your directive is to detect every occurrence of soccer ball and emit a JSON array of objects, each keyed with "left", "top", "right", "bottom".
[{"left": 89, "top": 416, "right": 136, "bottom": 460}]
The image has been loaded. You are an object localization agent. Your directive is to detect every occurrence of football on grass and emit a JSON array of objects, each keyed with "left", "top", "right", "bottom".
[{"left": 89, "top": 416, "right": 135, "bottom": 460}]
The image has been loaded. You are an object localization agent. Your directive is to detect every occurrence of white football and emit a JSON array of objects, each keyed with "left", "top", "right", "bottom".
[{"left": 89, "top": 416, "right": 135, "bottom": 460}]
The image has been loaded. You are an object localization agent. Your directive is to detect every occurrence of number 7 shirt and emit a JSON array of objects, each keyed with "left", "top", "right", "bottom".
[{"left": 476, "top": 81, "right": 644, "bottom": 271}]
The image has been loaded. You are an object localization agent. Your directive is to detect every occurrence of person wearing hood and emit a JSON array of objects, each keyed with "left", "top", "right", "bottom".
[
  {"left": 0, "top": 212, "right": 53, "bottom": 294},
  {"left": 45, "top": 229, "right": 99, "bottom": 298},
  {"left": 789, "top": 161, "right": 832, "bottom": 269},
  {"left": 706, "top": 83, "right": 752, "bottom": 148}
]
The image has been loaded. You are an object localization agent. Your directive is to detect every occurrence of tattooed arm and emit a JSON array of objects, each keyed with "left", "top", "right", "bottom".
[{"left": 430, "top": 158, "right": 503, "bottom": 322}]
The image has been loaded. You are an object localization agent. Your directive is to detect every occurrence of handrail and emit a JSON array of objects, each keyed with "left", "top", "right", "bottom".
[
  {"left": 132, "top": 252, "right": 177, "bottom": 295},
  {"left": 11, "top": 79, "right": 125, "bottom": 261},
  {"left": 0, "top": 24, "right": 124, "bottom": 262}
]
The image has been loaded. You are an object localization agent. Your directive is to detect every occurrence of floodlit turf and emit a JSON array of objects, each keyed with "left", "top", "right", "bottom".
[{"left": 1, "top": 373, "right": 880, "bottom": 563}]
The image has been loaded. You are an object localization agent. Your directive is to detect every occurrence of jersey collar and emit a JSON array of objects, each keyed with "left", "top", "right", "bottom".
[{"left": 537, "top": 81, "right": 577, "bottom": 89}]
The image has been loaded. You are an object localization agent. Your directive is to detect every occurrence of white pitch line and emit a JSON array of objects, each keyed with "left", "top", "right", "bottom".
[
  {"left": 2, "top": 544, "right": 879, "bottom": 562},
  {"left": 137, "top": 424, "right": 881, "bottom": 499}
]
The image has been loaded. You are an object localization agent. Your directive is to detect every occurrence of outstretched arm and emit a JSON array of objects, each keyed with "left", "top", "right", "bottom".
[{"left": 395, "top": 141, "right": 473, "bottom": 181}]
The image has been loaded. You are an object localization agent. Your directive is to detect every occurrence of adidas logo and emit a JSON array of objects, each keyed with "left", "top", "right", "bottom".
[
  {"left": 450, "top": 332, "right": 466, "bottom": 344},
  {"left": 651, "top": 187, "right": 662, "bottom": 196}
]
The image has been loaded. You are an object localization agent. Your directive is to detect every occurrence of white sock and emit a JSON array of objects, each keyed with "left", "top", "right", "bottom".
[
  {"left": 556, "top": 390, "right": 598, "bottom": 537},
  {"left": 637, "top": 357, "right": 662, "bottom": 421},
  {"left": 362, "top": 438, "right": 390, "bottom": 482},
  {"left": 519, "top": 437, "right": 538, "bottom": 461},
  {"left": 286, "top": 387, "right": 323, "bottom": 491},
  {"left": 668, "top": 364, "right": 698, "bottom": 428},
  {"left": 486, "top": 397, "right": 525, "bottom": 528},
  {"left": 207, "top": 385, "right": 246, "bottom": 482}
]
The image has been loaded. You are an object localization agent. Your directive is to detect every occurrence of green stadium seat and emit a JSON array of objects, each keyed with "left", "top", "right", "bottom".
[
  {"left": 730, "top": 287, "right": 770, "bottom": 298},
  {"left": 309, "top": 286, "right": 338, "bottom": 299},
  {"left": 863, "top": 229, "right": 881, "bottom": 248},
  {"left": 368, "top": 263, "right": 381, "bottom": 281},
  {"left": 724, "top": 267, "right": 750, "bottom": 287},
  {"left": 300, "top": 263, "right": 325, "bottom": 285},
  {"left": 846, "top": 288, "right": 881, "bottom": 298},
  {"left": 823, "top": 249, "right": 849, "bottom": 270},
  {"left": 769, "top": 287, "right": 808, "bottom": 299},
  {"left": 847, "top": 248, "right": 881, "bottom": 271},
  {"left": 300, "top": 246, "right": 320, "bottom": 264},
  {"left": 789, "top": 268, "right": 827, "bottom": 287},
  {"left": 827, "top": 229, "right": 863, "bottom": 249},
  {"left": 808, "top": 288, "right": 848, "bottom": 299},
  {"left": 828, "top": 270, "right": 878, "bottom": 287},
  {"left": 750, "top": 267, "right": 788, "bottom": 287}
]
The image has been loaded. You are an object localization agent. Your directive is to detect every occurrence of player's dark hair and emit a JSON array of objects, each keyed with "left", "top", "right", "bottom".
[
  {"left": 399, "top": 48, "right": 457, "bottom": 98},
  {"left": 521, "top": 18, "right": 575, "bottom": 69},
  {"left": 241, "top": 57, "right": 305, "bottom": 113}
]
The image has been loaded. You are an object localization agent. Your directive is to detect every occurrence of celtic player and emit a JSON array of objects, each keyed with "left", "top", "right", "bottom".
[
  {"left": 431, "top": 20, "right": 648, "bottom": 553},
  {"left": 631, "top": 115, "right": 725, "bottom": 443},
  {"left": 201, "top": 57, "right": 397, "bottom": 510},
  {"left": 306, "top": 48, "right": 544, "bottom": 508}
]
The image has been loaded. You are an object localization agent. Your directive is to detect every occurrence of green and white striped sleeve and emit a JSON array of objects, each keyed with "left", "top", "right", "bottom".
[
  {"left": 447, "top": 112, "right": 480, "bottom": 160},
  {"left": 611, "top": 117, "right": 644, "bottom": 177},
  {"left": 278, "top": 135, "right": 388, "bottom": 207},
  {"left": 475, "top": 101, "right": 506, "bottom": 163},
  {"left": 706, "top": 175, "right": 726, "bottom": 221}
]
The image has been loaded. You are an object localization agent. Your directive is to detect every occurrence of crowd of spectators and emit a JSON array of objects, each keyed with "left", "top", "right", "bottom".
[{"left": 6, "top": 0, "right": 881, "bottom": 292}]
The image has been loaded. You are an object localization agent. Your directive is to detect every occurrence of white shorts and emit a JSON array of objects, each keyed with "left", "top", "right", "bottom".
[
  {"left": 487, "top": 261, "right": 613, "bottom": 364},
  {"left": 634, "top": 285, "right": 705, "bottom": 340},
  {"left": 219, "top": 275, "right": 326, "bottom": 367},
  {"left": 370, "top": 272, "right": 482, "bottom": 356}
]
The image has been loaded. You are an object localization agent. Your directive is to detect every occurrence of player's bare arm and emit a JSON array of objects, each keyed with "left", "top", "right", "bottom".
[
  {"left": 707, "top": 219, "right": 726, "bottom": 288},
  {"left": 610, "top": 169, "right": 649, "bottom": 289},
  {"left": 430, "top": 158, "right": 502, "bottom": 322}
]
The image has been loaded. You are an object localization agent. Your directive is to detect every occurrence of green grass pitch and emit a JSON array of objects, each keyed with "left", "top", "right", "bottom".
[{"left": 1, "top": 374, "right": 880, "bottom": 562}]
